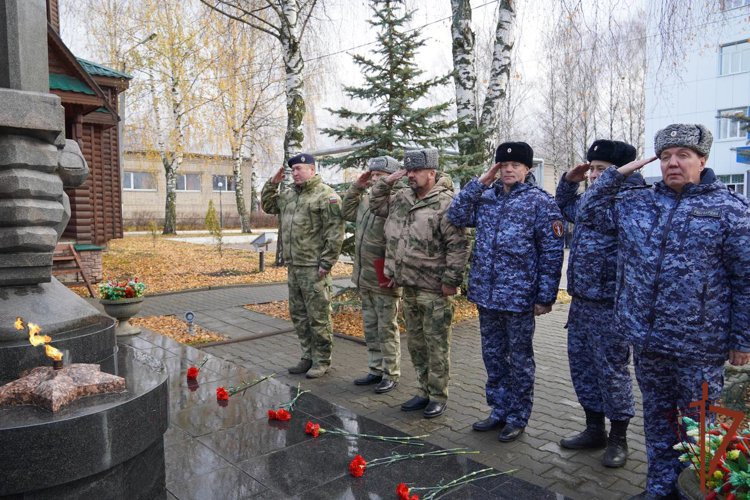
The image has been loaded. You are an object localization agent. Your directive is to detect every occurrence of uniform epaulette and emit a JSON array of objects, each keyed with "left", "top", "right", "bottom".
[
  {"left": 728, "top": 189, "right": 750, "bottom": 207},
  {"left": 615, "top": 185, "right": 650, "bottom": 200},
  {"left": 530, "top": 185, "right": 555, "bottom": 199}
]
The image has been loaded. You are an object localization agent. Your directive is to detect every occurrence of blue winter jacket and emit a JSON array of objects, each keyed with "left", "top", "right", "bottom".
[
  {"left": 578, "top": 167, "right": 750, "bottom": 361},
  {"left": 556, "top": 172, "right": 646, "bottom": 302},
  {"left": 447, "top": 178, "right": 565, "bottom": 312}
]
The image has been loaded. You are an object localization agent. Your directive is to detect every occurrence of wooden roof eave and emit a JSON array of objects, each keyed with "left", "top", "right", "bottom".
[{"left": 47, "top": 24, "right": 120, "bottom": 121}]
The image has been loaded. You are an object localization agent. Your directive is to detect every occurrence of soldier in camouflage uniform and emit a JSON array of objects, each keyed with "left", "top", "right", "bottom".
[
  {"left": 342, "top": 155, "right": 403, "bottom": 394},
  {"left": 261, "top": 153, "right": 344, "bottom": 379},
  {"left": 369, "top": 148, "right": 470, "bottom": 419},
  {"left": 555, "top": 140, "right": 641, "bottom": 468},
  {"left": 578, "top": 124, "right": 750, "bottom": 500},
  {"left": 448, "top": 142, "right": 564, "bottom": 443}
]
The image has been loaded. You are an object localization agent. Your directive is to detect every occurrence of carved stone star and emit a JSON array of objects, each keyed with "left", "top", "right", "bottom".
[{"left": 0, "top": 364, "right": 125, "bottom": 412}]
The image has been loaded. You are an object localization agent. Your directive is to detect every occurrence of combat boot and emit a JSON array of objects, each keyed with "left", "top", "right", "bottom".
[
  {"left": 603, "top": 419, "right": 629, "bottom": 468},
  {"left": 560, "top": 408, "right": 607, "bottom": 449},
  {"left": 288, "top": 359, "right": 313, "bottom": 374},
  {"left": 306, "top": 365, "right": 329, "bottom": 379}
]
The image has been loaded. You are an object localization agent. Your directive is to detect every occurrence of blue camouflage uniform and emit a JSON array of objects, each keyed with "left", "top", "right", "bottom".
[
  {"left": 448, "top": 178, "right": 564, "bottom": 428},
  {"left": 578, "top": 166, "right": 750, "bottom": 496},
  {"left": 556, "top": 173, "right": 643, "bottom": 423}
]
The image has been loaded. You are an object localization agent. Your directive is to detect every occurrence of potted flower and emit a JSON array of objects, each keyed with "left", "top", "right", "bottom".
[
  {"left": 99, "top": 278, "right": 146, "bottom": 336},
  {"left": 675, "top": 417, "right": 750, "bottom": 500}
]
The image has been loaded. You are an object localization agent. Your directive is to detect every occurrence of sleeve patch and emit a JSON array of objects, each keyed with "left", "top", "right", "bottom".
[
  {"left": 552, "top": 220, "right": 564, "bottom": 238},
  {"left": 329, "top": 197, "right": 338, "bottom": 203}
]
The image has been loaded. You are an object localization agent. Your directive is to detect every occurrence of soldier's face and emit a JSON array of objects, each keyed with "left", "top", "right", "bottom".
[
  {"left": 370, "top": 171, "right": 388, "bottom": 185},
  {"left": 588, "top": 161, "right": 612, "bottom": 184},
  {"left": 291, "top": 164, "right": 316, "bottom": 185},
  {"left": 659, "top": 147, "right": 706, "bottom": 193},
  {"left": 499, "top": 162, "right": 529, "bottom": 188},
  {"left": 407, "top": 168, "right": 436, "bottom": 191}
]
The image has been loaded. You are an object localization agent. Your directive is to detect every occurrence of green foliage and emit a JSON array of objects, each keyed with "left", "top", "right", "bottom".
[
  {"left": 321, "top": 0, "right": 455, "bottom": 170},
  {"left": 205, "top": 200, "right": 224, "bottom": 257},
  {"left": 331, "top": 286, "right": 361, "bottom": 313}
]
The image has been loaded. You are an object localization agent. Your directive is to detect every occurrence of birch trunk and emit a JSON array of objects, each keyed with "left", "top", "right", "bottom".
[
  {"left": 231, "top": 134, "right": 251, "bottom": 232},
  {"left": 450, "top": 0, "right": 476, "bottom": 162},
  {"left": 163, "top": 76, "right": 185, "bottom": 235}
]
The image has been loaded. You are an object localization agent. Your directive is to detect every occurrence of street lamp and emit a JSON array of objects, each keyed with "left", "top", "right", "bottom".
[{"left": 217, "top": 181, "right": 224, "bottom": 229}]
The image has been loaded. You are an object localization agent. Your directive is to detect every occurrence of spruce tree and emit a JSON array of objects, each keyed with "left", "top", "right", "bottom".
[{"left": 322, "top": 0, "right": 455, "bottom": 170}]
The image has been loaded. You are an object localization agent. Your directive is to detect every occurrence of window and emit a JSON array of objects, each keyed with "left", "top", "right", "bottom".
[
  {"left": 720, "top": 41, "right": 750, "bottom": 75},
  {"left": 213, "top": 175, "right": 236, "bottom": 192},
  {"left": 123, "top": 171, "right": 156, "bottom": 191},
  {"left": 722, "top": 0, "right": 750, "bottom": 10},
  {"left": 718, "top": 107, "right": 747, "bottom": 139},
  {"left": 718, "top": 174, "right": 746, "bottom": 195},
  {"left": 176, "top": 173, "right": 201, "bottom": 191}
]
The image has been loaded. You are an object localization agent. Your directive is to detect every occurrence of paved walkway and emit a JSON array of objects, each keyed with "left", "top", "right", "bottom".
[{"left": 130, "top": 280, "right": 647, "bottom": 499}]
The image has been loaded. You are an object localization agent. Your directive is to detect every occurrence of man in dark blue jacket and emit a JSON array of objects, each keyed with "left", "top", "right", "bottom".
[
  {"left": 578, "top": 124, "right": 750, "bottom": 500},
  {"left": 448, "top": 142, "right": 564, "bottom": 442},
  {"left": 556, "top": 140, "right": 642, "bottom": 468}
]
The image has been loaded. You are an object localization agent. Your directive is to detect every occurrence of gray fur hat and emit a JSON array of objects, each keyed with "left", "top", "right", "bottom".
[
  {"left": 654, "top": 123, "right": 713, "bottom": 158},
  {"left": 368, "top": 155, "right": 400, "bottom": 173},
  {"left": 403, "top": 148, "right": 439, "bottom": 170}
]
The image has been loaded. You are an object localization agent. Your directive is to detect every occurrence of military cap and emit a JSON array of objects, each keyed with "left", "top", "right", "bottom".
[
  {"left": 288, "top": 153, "right": 315, "bottom": 168},
  {"left": 495, "top": 142, "right": 533, "bottom": 169},
  {"left": 587, "top": 139, "right": 637, "bottom": 167},
  {"left": 403, "top": 148, "right": 439, "bottom": 170},
  {"left": 368, "top": 155, "right": 399, "bottom": 173},
  {"left": 654, "top": 123, "right": 713, "bottom": 158}
]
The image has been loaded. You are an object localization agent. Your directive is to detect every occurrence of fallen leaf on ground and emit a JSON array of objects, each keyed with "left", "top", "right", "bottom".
[{"left": 129, "top": 316, "right": 225, "bottom": 345}]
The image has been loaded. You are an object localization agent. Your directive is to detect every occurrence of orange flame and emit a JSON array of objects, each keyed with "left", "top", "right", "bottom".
[
  {"left": 27, "top": 323, "right": 51, "bottom": 346},
  {"left": 44, "top": 344, "right": 63, "bottom": 361},
  {"left": 14, "top": 317, "right": 24, "bottom": 330}
]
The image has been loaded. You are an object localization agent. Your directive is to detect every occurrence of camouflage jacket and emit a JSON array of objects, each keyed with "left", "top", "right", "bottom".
[
  {"left": 448, "top": 179, "right": 564, "bottom": 312},
  {"left": 261, "top": 175, "right": 344, "bottom": 270},
  {"left": 556, "top": 172, "right": 645, "bottom": 303},
  {"left": 342, "top": 183, "right": 401, "bottom": 296},
  {"left": 578, "top": 167, "right": 750, "bottom": 361},
  {"left": 369, "top": 174, "right": 470, "bottom": 294}
]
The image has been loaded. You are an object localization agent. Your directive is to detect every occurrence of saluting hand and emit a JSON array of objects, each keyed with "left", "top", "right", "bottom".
[
  {"left": 565, "top": 163, "right": 590, "bottom": 183},
  {"left": 385, "top": 170, "right": 407, "bottom": 186},
  {"left": 479, "top": 162, "right": 502, "bottom": 186},
  {"left": 354, "top": 170, "right": 372, "bottom": 187},
  {"left": 617, "top": 156, "right": 657, "bottom": 177},
  {"left": 271, "top": 166, "right": 285, "bottom": 184}
]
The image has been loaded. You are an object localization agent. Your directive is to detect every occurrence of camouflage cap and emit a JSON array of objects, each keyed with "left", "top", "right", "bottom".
[
  {"left": 403, "top": 148, "right": 439, "bottom": 170},
  {"left": 654, "top": 124, "right": 713, "bottom": 158},
  {"left": 368, "top": 155, "right": 400, "bottom": 173}
]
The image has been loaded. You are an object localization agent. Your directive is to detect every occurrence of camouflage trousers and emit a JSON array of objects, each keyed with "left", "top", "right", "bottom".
[
  {"left": 287, "top": 266, "right": 334, "bottom": 368},
  {"left": 634, "top": 350, "right": 723, "bottom": 497},
  {"left": 567, "top": 297, "right": 635, "bottom": 421},
  {"left": 360, "top": 288, "right": 401, "bottom": 381},
  {"left": 478, "top": 307, "right": 536, "bottom": 428},
  {"left": 402, "top": 287, "right": 454, "bottom": 403}
]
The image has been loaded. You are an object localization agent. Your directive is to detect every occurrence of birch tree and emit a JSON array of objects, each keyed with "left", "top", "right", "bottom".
[
  {"left": 210, "top": 13, "right": 284, "bottom": 232},
  {"left": 450, "top": 0, "right": 515, "bottom": 179}
]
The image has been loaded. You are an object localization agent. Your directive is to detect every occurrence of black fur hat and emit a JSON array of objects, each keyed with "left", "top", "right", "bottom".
[
  {"left": 495, "top": 142, "right": 533, "bottom": 169},
  {"left": 587, "top": 140, "right": 637, "bottom": 167}
]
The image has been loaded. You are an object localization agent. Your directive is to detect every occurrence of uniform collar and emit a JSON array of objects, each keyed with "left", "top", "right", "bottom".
[
  {"left": 294, "top": 174, "right": 322, "bottom": 193},
  {"left": 654, "top": 168, "right": 719, "bottom": 198}
]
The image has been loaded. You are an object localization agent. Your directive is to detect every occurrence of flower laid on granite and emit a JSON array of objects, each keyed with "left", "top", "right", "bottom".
[
  {"left": 397, "top": 468, "right": 515, "bottom": 500},
  {"left": 268, "top": 383, "right": 309, "bottom": 419},
  {"left": 303, "top": 421, "right": 428, "bottom": 445},
  {"left": 98, "top": 278, "right": 146, "bottom": 300},
  {"left": 186, "top": 358, "right": 208, "bottom": 380},
  {"left": 268, "top": 409, "right": 291, "bottom": 421},
  {"left": 674, "top": 417, "right": 750, "bottom": 498},
  {"left": 349, "top": 448, "right": 479, "bottom": 478},
  {"left": 305, "top": 421, "right": 321, "bottom": 437},
  {"left": 215, "top": 373, "right": 276, "bottom": 403}
]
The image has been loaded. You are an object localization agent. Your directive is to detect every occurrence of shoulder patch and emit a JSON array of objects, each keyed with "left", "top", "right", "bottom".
[
  {"left": 552, "top": 220, "right": 564, "bottom": 238},
  {"left": 691, "top": 208, "right": 721, "bottom": 218},
  {"left": 329, "top": 197, "right": 338, "bottom": 204}
]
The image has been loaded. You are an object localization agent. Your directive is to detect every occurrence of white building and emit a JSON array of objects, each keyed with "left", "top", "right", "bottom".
[{"left": 643, "top": 1, "right": 750, "bottom": 194}]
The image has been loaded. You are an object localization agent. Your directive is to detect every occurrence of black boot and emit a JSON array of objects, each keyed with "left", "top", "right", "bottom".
[
  {"left": 603, "top": 419, "right": 629, "bottom": 467},
  {"left": 560, "top": 408, "right": 607, "bottom": 449}
]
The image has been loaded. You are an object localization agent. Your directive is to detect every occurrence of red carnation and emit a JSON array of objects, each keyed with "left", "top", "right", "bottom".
[
  {"left": 276, "top": 409, "right": 291, "bottom": 421},
  {"left": 268, "top": 410, "right": 278, "bottom": 420},
  {"left": 349, "top": 455, "right": 366, "bottom": 477},
  {"left": 216, "top": 387, "right": 229, "bottom": 401},
  {"left": 706, "top": 492, "right": 718, "bottom": 500},
  {"left": 306, "top": 421, "right": 314, "bottom": 434},
  {"left": 186, "top": 367, "right": 199, "bottom": 380},
  {"left": 397, "top": 483, "right": 410, "bottom": 500}
]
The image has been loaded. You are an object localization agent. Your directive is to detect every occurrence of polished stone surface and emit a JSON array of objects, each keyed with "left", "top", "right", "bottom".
[
  {"left": 113, "top": 328, "right": 568, "bottom": 500},
  {"left": 0, "top": 344, "right": 169, "bottom": 496}
]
